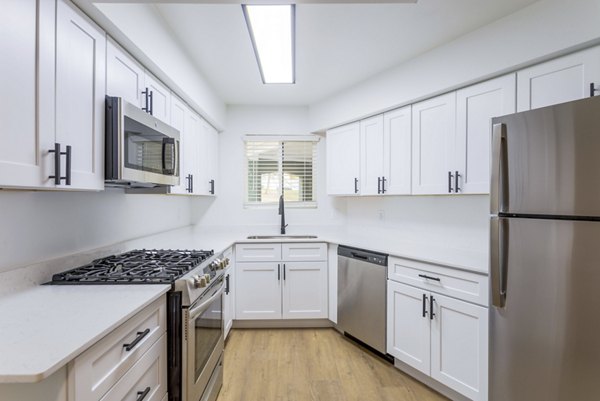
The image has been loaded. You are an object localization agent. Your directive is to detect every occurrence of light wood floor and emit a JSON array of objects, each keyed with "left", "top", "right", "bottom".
[{"left": 216, "top": 328, "right": 448, "bottom": 401}]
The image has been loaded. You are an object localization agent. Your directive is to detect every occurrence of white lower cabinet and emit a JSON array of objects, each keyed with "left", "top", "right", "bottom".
[
  {"left": 67, "top": 296, "right": 168, "bottom": 401},
  {"left": 387, "top": 279, "right": 488, "bottom": 401},
  {"left": 223, "top": 248, "right": 235, "bottom": 339},
  {"left": 235, "top": 243, "right": 328, "bottom": 321}
]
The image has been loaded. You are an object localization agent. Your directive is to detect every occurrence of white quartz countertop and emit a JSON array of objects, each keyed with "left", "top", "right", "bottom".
[{"left": 0, "top": 284, "right": 170, "bottom": 383}]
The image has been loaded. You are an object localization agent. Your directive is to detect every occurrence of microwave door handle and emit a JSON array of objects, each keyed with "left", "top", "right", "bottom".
[{"left": 162, "top": 138, "right": 175, "bottom": 175}]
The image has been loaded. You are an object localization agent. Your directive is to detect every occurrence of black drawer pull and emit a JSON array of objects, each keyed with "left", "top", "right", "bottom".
[
  {"left": 136, "top": 387, "right": 151, "bottom": 401},
  {"left": 418, "top": 274, "right": 441, "bottom": 282},
  {"left": 430, "top": 296, "right": 436, "bottom": 320},
  {"left": 123, "top": 329, "right": 150, "bottom": 351}
]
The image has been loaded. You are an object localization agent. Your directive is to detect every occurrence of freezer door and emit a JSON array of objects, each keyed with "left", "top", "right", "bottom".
[
  {"left": 491, "top": 95, "right": 600, "bottom": 217},
  {"left": 490, "top": 217, "right": 600, "bottom": 401}
]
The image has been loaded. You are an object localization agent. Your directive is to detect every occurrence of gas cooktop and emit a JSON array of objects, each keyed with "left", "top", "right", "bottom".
[{"left": 51, "top": 249, "right": 214, "bottom": 284}]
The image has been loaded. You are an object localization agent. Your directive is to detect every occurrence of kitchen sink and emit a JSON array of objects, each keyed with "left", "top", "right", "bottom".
[{"left": 246, "top": 235, "right": 318, "bottom": 240}]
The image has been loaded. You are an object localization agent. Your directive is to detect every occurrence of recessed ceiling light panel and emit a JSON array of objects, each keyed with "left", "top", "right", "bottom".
[{"left": 243, "top": 4, "right": 295, "bottom": 84}]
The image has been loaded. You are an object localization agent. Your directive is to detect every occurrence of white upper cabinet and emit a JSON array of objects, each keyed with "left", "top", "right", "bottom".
[
  {"left": 53, "top": 0, "right": 106, "bottom": 191},
  {"left": 3, "top": 0, "right": 106, "bottom": 191},
  {"left": 0, "top": 0, "right": 42, "bottom": 188},
  {"left": 186, "top": 110, "right": 203, "bottom": 196},
  {"left": 144, "top": 73, "right": 171, "bottom": 124},
  {"left": 360, "top": 115, "right": 385, "bottom": 196},
  {"left": 411, "top": 92, "right": 456, "bottom": 195},
  {"left": 383, "top": 106, "right": 412, "bottom": 195},
  {"left": 517, "top": 46, "right": 600, "bottom": 112},
  {"left": 456, "top": 74, "right": 516, "bottom": 194},
  {"left": 203, "top": 121, "right": 219, "bottom": 196},
  {"left": 106, "top": 38, "right": 144, "bottom": 108},
  {"left": 326, "top": 122, "right": 361, "bottom": 195},
  {"left": 169, "top": 96, "right": 189, "bottom": 195}
]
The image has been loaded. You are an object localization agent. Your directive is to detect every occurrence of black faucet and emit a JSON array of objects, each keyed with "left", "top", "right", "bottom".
[{"left": 279, "top": 194, "right": 288, "bottom": 235}]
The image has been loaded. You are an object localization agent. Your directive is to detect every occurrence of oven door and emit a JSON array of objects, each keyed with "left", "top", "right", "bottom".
[{"left": 185, "top": 278, "right": 224, "bottom": 401}]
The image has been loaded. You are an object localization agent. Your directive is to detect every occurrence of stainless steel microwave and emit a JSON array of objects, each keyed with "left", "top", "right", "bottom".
[{"left": 105, "top": 96, "right": 180, "bottom": 187}]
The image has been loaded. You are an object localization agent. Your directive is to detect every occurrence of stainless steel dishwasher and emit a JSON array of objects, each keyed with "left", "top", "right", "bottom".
[{"left": 337, "top": 245, "right": 389, "bottom": 357}]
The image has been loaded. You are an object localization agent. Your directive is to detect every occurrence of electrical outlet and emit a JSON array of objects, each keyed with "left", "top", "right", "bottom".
[{"left": 377, "top": 209, "right": 385, "bottom": 220}]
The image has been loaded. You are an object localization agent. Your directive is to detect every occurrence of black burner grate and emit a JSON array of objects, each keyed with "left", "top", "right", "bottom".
[{"left": 51, "top": 249, "right": 214, "bottom": 284}]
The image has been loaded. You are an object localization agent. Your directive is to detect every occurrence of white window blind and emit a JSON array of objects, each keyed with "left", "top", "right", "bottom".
[{"left": 245, "top": 138, "right": 317, "bottom": 206}]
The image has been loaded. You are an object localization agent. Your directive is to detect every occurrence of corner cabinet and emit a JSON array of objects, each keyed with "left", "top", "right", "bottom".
[
  {"left": 517, "top": 46, "right": 600, "bottom": 112},
  {"left": 0, "top": 0, "right": 105, "bottom": 191},
  {"left": 235, "top": 243, "right": 328, "bottom": 320},
  {"left": 387, "top": 257, "right": 488, "bottom": 401},
  {"left": 326, "top": 122, "right": 361, "bottom": 195}
]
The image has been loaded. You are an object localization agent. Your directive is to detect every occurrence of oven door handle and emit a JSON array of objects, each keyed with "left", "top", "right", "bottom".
[{"left": 188, "top": 284, "right": 224, "bottom": 320}]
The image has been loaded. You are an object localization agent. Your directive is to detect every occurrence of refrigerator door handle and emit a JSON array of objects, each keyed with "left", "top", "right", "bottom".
[
  {"left": 491, "top": 123, "right": 508, "bottom": 214},
  {"left": 491, "top": 217, "right": 508, "bottom": 308}
]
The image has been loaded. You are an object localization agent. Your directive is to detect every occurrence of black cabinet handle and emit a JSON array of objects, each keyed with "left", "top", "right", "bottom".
[
  {"left": 136, "top": 387, "right": 151, "bottom": 401},
  {"left": 354, "top": 177, "right": 358, "bottom": 194},
  {"left": 448, "top": 171, "right": 454, "bottom": 193},
  {"left": 225, "top": 274, "right": 230, "bottom": 294},
  {"left": 283, "top": 264, "right": 286, "bottom": 281},
  {"left": 48, "top": 143, "right": 61, "bottom": 185},
  {"left": 186, "top": 174, "right": 191, "bottom": 193},
  {"left": 64, "top": 145, "right": 71, "bottom": 186},
  {"left": 123, "top": 328, "right": 150, "bottom": 351},
  {"left": 382, "top": 177, "right": 387, "bottom": 194},
  {"left": 422, "top": 294, "right": 428, "bottom": 318},
  {"left": 142, "top": 88, "right": 150, "bottom": 113},
  {"left": 49, "top": 143, "right": 71, "bottom": 185},
  {"left": 454, "top": 170, "right": 460, "bottom": 193},
  {"left": 148, "top": 90, "right": 153, "bottom": 115},
  {"left": 430, "top": 296, "right": 435, "bottom": 320},
  {"left": 377, "top": 177, "right": 382, "bottom": 194},
  {"left": 418, "top": 274, "right": 441, "bottom": 282},
  {"left": 278, "top": 264, "right": 281, "bottom": 281},
  {"left": 209, "top": 179, "right": 215, "bottom": 195},
  {"left": 190, "top": 174, "right": 194, "bottom": 193},
  {"left": 591, "top": 83, "right": 599, "bottom": 97}
]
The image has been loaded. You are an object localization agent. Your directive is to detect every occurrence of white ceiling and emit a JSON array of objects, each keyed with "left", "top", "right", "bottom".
[{"left": 144, "top": 0, "right": 538, "bottom": 106}]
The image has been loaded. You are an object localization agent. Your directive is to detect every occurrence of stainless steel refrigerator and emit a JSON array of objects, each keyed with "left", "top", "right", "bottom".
[{"left": 490, "top": 95, "right": 600, "bottom": 401}]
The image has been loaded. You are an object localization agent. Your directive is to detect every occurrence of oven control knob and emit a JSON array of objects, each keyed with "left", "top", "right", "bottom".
[
  {"left": 210, "top": 260, "right": 220, "bottom": 271},
  {"left": 223, "top": 258, "right": 230, "bottom": 268},
  {"left": 192, "top": 275, "right": 207, "bottom": 288},
  {"left": 204, "top": 273, "right": 211, "bottom": 283}
]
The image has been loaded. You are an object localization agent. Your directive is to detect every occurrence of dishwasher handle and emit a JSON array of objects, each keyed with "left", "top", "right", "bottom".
[{"left": 338, "top": 245, "right": 388, "bottom": 266}]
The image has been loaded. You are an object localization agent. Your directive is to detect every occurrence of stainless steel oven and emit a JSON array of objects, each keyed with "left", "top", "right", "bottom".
[
  {"left": 182, "top": 275, "right": 224, "bottom": 401},
  {"left": 105, "top": 96, "right": 180, "bottom": 187}
]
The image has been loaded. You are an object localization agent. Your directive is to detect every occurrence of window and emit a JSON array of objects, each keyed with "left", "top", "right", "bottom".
[{"left": 245, "top": 137, "right": 317, "bottom": 207}]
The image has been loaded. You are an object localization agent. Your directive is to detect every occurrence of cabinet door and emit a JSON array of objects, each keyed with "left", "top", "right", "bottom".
[
  {"left": 282, "top": 261, "right": 327, "bottom": 319},
  {"left": 386, "top": 281, "right": 430, "bottom": 375},
  {"left": 144, "top": 73, "right": 171, "bottom": 124},
  {"left": 185, "top": 110, "right": 202, "bottom": 195},
  {"left": 411, "top": 93, "right": 456, "bottom": 195},
  {"left": 223, "top": 269, "right": 234, "bottom": 339},
  {"left": 106, "top": 38, "right": 144, "bottom": 108},
  {"left": 54, "top": 0, "right": 105, "bottom": 190},
  {"left": 203, "top": 121, "right": 218, "bottom": 196},
  {"left": 456, "top": 74, "right": 516, "bottom": 194},
  {"left": 0, "top": 0, "right": 44, "bottom": 188},
  {"left": 326, "top": 122, "right": 361, "bottom": 195},
  {"left": 517, "top": 46, "right": 600, "bottom": 112},
  {"left": 235, "top": 262, "right": 281, "bottom": 320},
  {"left": 360, "top": 115, "right": 384, "bottom": 196},
  {"left": 430, "top": 293, "right": 488, "bottom": 401},
  {"left": 383, "top": 106, "right": 412, "bottom": 195},
  {"left": 169, "top": 96, "right": 188, "bottom": 195}
]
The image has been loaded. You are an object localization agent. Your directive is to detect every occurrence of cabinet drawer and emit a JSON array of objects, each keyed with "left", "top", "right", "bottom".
[
  {"left": 282, "top": 243, "right": 327, "bottom": 261},
  {"left": 100, "top": 333, "right": 167, "bottom": 401},
  {"left": 235, "top": 243, "right": 281, "bottom": 262},
  {"left": 69, "top": 296, "right": 166, "bottom": 401},
  {"left": 388, "top": 257, "right": 488, "bottom": 306}
]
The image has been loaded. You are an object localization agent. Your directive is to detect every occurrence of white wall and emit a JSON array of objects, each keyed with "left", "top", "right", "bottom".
[
  {"left": 309, "top": 0, "right": 600, "bottom": 132},
  {"left": 0, "top": 189, "right": 191, "bottom": 273},
  {"left": 81, "top": 2, "right": 226, "bottom": 129},
  {"left": 191, "top": 105, "right": 346, "bottom": 232}
]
